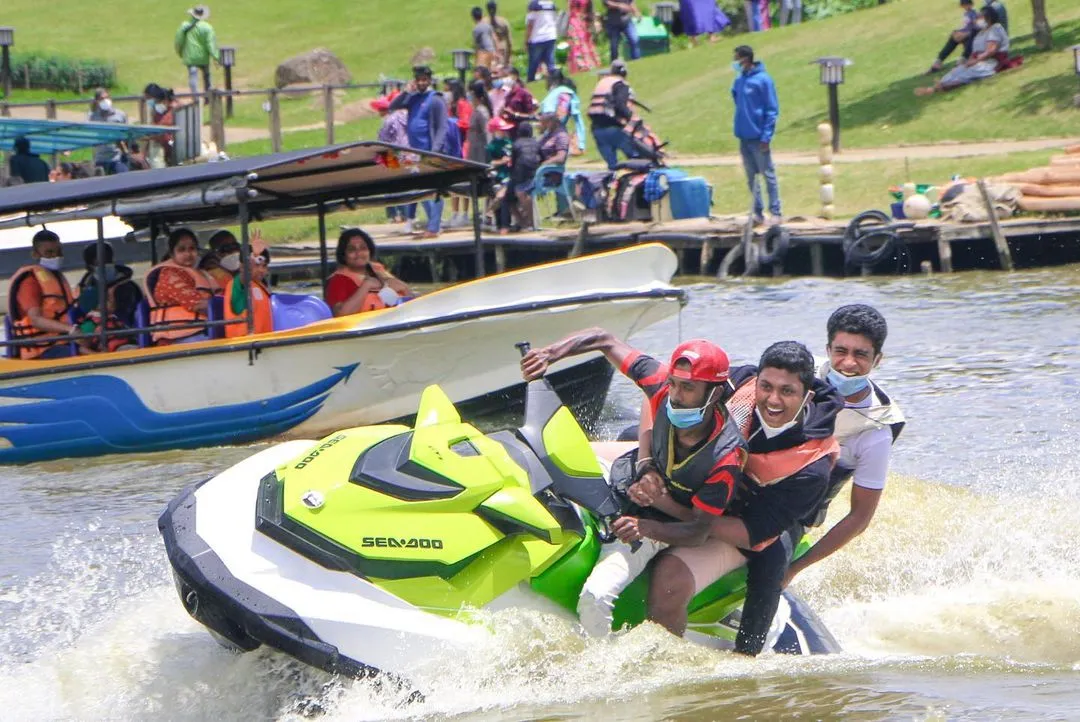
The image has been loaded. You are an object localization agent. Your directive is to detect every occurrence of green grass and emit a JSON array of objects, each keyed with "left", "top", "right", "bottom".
[{"left": 4, "top": 0, "right": 1077, "bottom": 160}]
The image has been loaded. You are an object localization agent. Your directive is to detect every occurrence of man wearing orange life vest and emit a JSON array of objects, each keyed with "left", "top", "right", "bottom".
[
  {"left": 223, "top": 230, "right": 273, "bottom": 338},
  {"left": 325, "top": 229, "right": 412, "bottom": 317},
  {"left": 144, "top": 228, "right": 218, "bottom": 345},
  {"left": 626, "top": 340, "right": 843, "bottom": 654},
  {"left": 7, "top": 229, "right": 79, "bottom": 360}
]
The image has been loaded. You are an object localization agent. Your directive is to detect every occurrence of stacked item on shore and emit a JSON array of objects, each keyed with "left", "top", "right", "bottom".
[{"left": 994, "top": 144, "right": 1080, "bottom": 213}]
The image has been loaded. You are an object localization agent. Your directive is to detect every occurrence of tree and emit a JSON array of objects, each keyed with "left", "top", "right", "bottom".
[{"left": 1031, "top": 0, "right": 1052, "bottom": 51}]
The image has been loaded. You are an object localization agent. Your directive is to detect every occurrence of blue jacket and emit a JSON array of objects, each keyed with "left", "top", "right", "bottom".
[
  {"left": 731, "top": 62, "right": 779, "bottom": 143},
  {"left": 390, "top": 89, "right": 448, "bottom": 153}
]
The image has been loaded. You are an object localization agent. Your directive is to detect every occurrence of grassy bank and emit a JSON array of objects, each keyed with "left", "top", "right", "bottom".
[{"left": 5, "top": 0, "right": 1080, "bottom": 159}]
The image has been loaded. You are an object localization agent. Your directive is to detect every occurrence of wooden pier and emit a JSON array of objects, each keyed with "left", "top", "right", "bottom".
[{"left": 269, "top": 213, "right": 1080, "bottom": 284}]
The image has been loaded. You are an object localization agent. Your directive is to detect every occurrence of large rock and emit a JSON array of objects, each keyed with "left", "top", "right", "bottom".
[
  {"left": 409, "top": 47, "right": 436, "bottom": 67},
  {"left": 275, "top": 49, "right": 351, "bottom": 88}
]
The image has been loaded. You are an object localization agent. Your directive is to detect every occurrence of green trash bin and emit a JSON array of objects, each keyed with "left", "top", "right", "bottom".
[{"left": 622, "top": 16, "right": 670, "bottom": 58}]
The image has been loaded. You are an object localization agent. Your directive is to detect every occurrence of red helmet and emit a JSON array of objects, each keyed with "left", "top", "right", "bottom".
[{"left": 668, "top": 339, "right": 730, "bottom": 383}]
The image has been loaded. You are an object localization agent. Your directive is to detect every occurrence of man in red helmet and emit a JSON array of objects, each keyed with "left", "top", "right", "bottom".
[{"left": 521, "top": 328, "right": 747, "bottom": 636}]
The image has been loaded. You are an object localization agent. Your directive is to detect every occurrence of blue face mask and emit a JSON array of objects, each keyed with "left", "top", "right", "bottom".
[
  {"left": 731, "top": 61, "right": 744, "bottom": 74},
  {"left": 665, "top": 387, "right": 717, "bottom": 429},
  {"left": 827, "top": 367, "right": 871, "bottom": 397}
]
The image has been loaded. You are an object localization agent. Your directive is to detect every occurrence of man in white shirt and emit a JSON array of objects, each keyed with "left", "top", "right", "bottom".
[
  {"left": 784, "top": 304, "right": 904, "bottom": 586},
  {"left": 526, "top": 0, "right": 559, "bottom": 82}
]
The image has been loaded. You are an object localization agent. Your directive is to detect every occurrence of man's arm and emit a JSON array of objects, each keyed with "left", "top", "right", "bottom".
[
  {"left": 206, "top": 25, "right": 220, "bottom": 63},
  {"left": 27, "top": 306, "right": 76, "bottom": 335},
  {"left": 786, "top": 485, "right": 881, "bottom": 584},
  {"left": 761, "top": 77, "right": 779, "bottom": 145},
  {"left": 617, "top": 507, "right": 751, "bottom": 547},
  {"left": 521, "top": 327, "right": 638, "bottom": 380},
  {"left": 611, "top": 84, "right": 633, "bottom": 123},
  {"left": 430, "top": 96, "right": 448, "bottom": 153}
]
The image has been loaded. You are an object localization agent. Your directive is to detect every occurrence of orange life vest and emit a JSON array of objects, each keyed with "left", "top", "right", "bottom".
[
  {"left": 223, "top": 277, "right": 274, "bottom": 338},
  {"left": 328, "top": 268, "right": 395, "bottom": 313},
  {"left": 726, "top": 377, "right": 840, "bottom": 487},
  {"left": 205, "top": 265, "right": 234, "bottom": 290},
  {"left": 587, "top": 75, "right": 624, "bottom": 119},
  {"left": 7, "top": 264, "right": 76, "bottom": 360},
  {"left": 81, "top": 312, "right": 132, "bottom": 353},
  {"left": 145, "top": 260, "right": 217, "bottom": 342}
]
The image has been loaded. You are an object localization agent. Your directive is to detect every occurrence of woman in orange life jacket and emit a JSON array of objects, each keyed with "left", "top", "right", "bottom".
[
  {"left": 620, "top": 340, "right": 844, "bottom": 655},
  {"left": 324, "top": 229, "right": 412, "bottom": 317},
  {"left": 7, "top": 229, "right": 79, "bottom": 360},
  {"left": 223, "top": 230, "right": 273, "bottom": 338},
  {"left": 145, "top": 228, "right": 218, "bottom": 345}
]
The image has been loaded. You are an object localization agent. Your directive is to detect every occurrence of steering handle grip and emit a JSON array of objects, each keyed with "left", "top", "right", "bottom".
[{"left": 515, "top": 341, "right": 532, "bottom": 357}]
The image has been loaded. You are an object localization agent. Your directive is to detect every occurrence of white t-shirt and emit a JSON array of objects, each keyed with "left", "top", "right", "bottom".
[
  {"left": 527, "top": 0, "right": 559, "bottom": 44},
  {"left": 836, "top": 392, "right": 893, "bottom": 491}
]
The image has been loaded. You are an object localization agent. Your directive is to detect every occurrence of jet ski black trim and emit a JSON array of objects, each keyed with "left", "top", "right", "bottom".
[
  {"left": 350, "top": 432, "right": 464, "bottom": 502},
  {"left": 256, "top": 471, "right": 483, "bottom": 580},
  {"left": 159, "top": 483, "right": 379, "bottom": 677},
  {"left": 475, "top": 505, "right": 557, "bottom": 544},
  {"left": 486, "top": 429, "right": 585, "bottom": 537}
]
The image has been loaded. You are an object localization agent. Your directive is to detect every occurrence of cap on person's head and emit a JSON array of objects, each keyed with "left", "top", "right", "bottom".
[
  {"left": 668, "top": 339, "right": 730, "bottom": 383},
  {"left": 13, "top": 136, "right": 30, "bottom": 154},
  {"left": 413, "top": 65, "right": 434, "bottom": 79},
  {"left": 370, "top": 96, "right": 391, "bottom": 112},
  {"left": 734, "top": 45, "right": 754, "bottom": 61},
  {"left": 487, "top": 116, "right": 514, "bottom": 133},
  {"left": 611, "top": 59, "right": 628, "bottom": 76},
  {"left": 189, "top": 4, "right": 209, "bottom": 19},
  {"left": 33, "top": 229, "right": 61, "bottom": 246},
  {"left": 82, "top": 240, "right": 115, "bottom": 267}
]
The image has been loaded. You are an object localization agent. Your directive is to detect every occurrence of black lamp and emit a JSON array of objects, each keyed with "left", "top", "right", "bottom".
[
  {"left": 219, "top": 45, "right": 236, "bottom": 117},
  {"left": 451, "top": 49, "right": 473, "bottom": 83},
  {"left": 0, "top": 28, "right": 13, "bottom": 99},
  {"left": 812, "top": 56, "right": 851, "bottom": 152}
]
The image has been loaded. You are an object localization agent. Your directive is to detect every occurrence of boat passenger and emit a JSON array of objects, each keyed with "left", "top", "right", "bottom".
[
  {"left": 521, "top": 329, "right": 747, "bottom": 637},
  {"left": 325, "top": 229, "right": 412, "bottom": 317},
  {"left": 782, "top": 305, "right": 904, "bottom": 586},
  {"left": 76, "top": 240, "right": 144, "bottom": 326},
  {"left": 76, "top": 268, "right": 137, "bottom": 353},
  {"left": 6, "top": 229, "right": 79, "bottom": 360},
  {"left": 145, "top": 228, "right": 218, "bottom": 345},
  {"left": 636, "top": 341, "right": 843, "bottom": 655},
  {"left": 198, "top": 229, "right": 242, "bottom": 288},
  {"left": 224, "top": 231, "right": 273, "bottom": 338}
]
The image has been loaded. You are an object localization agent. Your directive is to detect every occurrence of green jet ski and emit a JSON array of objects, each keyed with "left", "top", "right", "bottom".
[{"left": 160, "top": 343, "right": 839, "bottom": 683}]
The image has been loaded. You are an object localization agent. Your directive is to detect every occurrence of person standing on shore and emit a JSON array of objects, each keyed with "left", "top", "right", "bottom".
[
  {"left": 175, "top": 5, "right": 219, "bottom": 98},
  {"left": 487, "top": 1, "right": 514, "bottom": 71},
  {"left": 732, "top": 45, "right": 781, "bottom": 225}
]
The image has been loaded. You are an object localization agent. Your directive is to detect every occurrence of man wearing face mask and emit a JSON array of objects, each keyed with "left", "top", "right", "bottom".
[
  {"left": 732, "top": 45, "right": 781, "bottom": 226},
  {"left": 199, "top": 230, "right": 242, "bottom": 287},
  {"left": 7, "top": 230, "right": 79, "bottom": 360},
  {"left": 637, "top": 341, "right": 842, "bottom": 654},
  {"left": 88, "top": 88, "right": 130, "bottom": 176},
  {"left": 521, "top": 330, "right": 746, "bottom": 636},
  {"left": 783, "top": 305, "right": 904, "bottom": 587}
]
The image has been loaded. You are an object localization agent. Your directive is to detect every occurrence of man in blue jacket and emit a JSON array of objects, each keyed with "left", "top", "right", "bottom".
[
  {"left": 390, "top": 66, "right": 449, "bottom": 238},
  {"left": 732, "top": 45, "right": 781, "bottom": 225}
]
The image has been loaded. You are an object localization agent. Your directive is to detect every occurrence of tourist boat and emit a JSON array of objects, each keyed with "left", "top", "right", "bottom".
[{"left": 0, "top": 143, "right": 684, "bottom": 463}]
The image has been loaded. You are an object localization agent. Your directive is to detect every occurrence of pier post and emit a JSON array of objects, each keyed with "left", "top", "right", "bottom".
[
  {"left": 269, "top": 89, "right": 282, "bottom": 153},
  {"left": 699, "top": 238, "right": 713, "bottom": 275},
  {"left": 494, "top": 245, "right": 507, "bottom": 273},
  {"left": 810, "top": 243, "right": 824, "bottom": 276},
  {"left": 936, "top": 231, "right": 954, "bottom": 273},
  {"left": 977, "top": 179, "right": 1014, "bottom": 271}
]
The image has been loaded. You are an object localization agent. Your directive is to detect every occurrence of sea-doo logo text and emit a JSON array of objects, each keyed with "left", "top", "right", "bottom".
[
  {"left": 362, "top": 537, "right": 445, "bottom": 549},
  {"left": 294, "top": 434, "right": 346, "bottom": 469}
]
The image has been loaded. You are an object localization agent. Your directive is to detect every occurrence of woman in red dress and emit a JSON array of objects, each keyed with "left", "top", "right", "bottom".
[{"left": 567, "top": 0, "right": 602, "bottom": 73}]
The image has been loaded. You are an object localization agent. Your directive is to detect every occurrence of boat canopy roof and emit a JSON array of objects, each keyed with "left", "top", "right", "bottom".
[
  {"left": 1, "top": 117, "right": 177, "bottom": 155},
  {"left": 0, "top": 142, "right": 488, "bottom": 230}
]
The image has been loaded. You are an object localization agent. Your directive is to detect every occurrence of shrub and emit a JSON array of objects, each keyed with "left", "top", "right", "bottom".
[{"left": 8, "top": 53, "right": 117, "bottom": 93}]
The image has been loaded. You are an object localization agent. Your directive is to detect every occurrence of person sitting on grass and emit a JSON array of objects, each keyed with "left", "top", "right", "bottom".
[
  {"left": 915, "top": 6, "right": 1008, "bottom": 96},
  {"left": 927, "top": 0, "right": 978, "bottom": 75}
]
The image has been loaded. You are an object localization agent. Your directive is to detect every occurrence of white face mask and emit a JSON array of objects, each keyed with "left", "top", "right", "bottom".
[
  {"left": 218, "top": 253, "right": 241, "bottom": 272},
  {"left": 155, "top": 102, "right": 168, "bottom": 114},
  {"left": 39, "top": 256, "right": 63, "bottom": 271},
  {"left": 754, "top": 391, "right": 811, "bottom": 439},
  {"left": 98, "top": 99, "right": 113, "bottom": 112},
  {"left": 975, "top": 18, "right": 987, "bottom": 29}
]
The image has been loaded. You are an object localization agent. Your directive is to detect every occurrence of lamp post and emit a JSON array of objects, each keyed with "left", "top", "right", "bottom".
[
  {"left": 654, "top": 3, "right": 675, "bottom": 53},
  {"left": 812, "top": 56, "right": 851, "bottom": 153},
  {"left": 0, "top": 28, "right": 13, "bottom": 99},
  {"left": 451, "top": 49, "right": 473, "bottom": 84},
  {"left": 219, "top": 45, "right": 236, "bottom": 118},
  {"left": 1071, "top": 45, "right": 1080, "bottom": 108}
]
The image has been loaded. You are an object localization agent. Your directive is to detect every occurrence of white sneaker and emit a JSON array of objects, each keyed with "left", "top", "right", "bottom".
[{"left": 403, "top": 219, "right": 414, "bottom": 235}]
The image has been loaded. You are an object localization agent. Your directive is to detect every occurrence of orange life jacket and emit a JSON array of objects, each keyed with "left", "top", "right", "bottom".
[
  {"left": 726, "top": 377, "right": 840, "bottom": 487},
  {"left": 205, "top": 265, "right": 234, "bottom": 290},
  {"left": 223, "top": 277, "right": 274, "bottom": 338},
  {"left": 587, "top": 75, "right": 624, "bottom": 119},
  {"left": 145, "top": 260, "right": 217, "bottom": 342},
  {"left": 7, "top": 264, "right": 76, "bottom": 360},
  {"left": 328, "top": 268, "right": 394, "bottom": 313},
  {"left": 81, "top": 312, "right": 132, "bottom": 353}
]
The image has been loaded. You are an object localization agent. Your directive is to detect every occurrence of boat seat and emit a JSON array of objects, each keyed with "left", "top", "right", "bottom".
[
  {"left": 270, "top": 293, "right": 332, "bottom": 332},
  {"left": 134, "top": 299, "right": 151, "bottom": 349},
  {"left": 3, "top": 315, "right": 15, "bottom": 359},
  {"left": 207, "top": 295, "right": 225, "bottom": 339}
]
